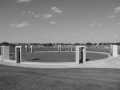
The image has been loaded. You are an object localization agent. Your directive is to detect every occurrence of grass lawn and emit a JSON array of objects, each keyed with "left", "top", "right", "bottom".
[
  {"left": 86, "top": 46, "right": 111, "bottom": 53},
  {"left": 9, "top": 45, "right": 110, "bottom": 62},
  {"left": 0, "top": 65, "right": 120, "bottom": 90},
  {"left": 23, "top": 52, "right": 108, "bottom": 62}
]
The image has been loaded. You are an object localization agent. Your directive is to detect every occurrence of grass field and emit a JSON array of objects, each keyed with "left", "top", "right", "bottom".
[
  {"left": 23, "top": 52, "right": 108, "bottom": 62},
  {"left": 8, "top": 45, "right": 110, "bottom": 62},
  {"left": 86, "top": 46, "right": 111, "bottom": 53},
  {"left": 0, "top": 65, "right": 120, "bottom": 90}
]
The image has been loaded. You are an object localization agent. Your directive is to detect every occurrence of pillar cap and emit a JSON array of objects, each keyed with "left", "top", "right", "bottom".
[
  {"left": 15, "top": 46, "right": 22, "bottom": 48},
  {"left": 76, "top": 46, "right": 86, "bottom": 48}
]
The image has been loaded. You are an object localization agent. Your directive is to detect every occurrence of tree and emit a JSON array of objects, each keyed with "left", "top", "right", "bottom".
[{"left": 0, "top": 41, "right": 10, "bottom": 46}]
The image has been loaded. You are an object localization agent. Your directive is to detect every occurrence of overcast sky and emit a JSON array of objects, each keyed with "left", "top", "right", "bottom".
[{"left": 0, "top": 0, "right": 120, "bottom": 43}]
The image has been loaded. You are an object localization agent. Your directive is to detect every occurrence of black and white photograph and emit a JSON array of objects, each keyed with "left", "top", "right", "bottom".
[{"left": 0, "top": 0, "right": 120, "bottom": 90}]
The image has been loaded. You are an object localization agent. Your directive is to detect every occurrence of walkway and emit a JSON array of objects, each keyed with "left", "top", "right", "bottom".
[{"left": 1, "top": 55, "right": 120, "bottom": 69}]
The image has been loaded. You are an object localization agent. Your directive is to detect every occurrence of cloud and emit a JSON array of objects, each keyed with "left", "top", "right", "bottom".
[
  {"left": 10, "top": 22, "right": 30, "bottom": 28},
  {"left": 107, "top": 6, "right": 120, "bottom": 20},
  {"left": 51, "top": 6, "right": 63, "bottom": 14},
  {"left": 89, "top": 21, "right": 102, "bottom": 28},
  {"left": 49, "top": 21, "right": 56, "bottom": 25},
  {"left": 28, "top": 11, "right": 41, "bottom": 18},
  {"left": 114, "top": 6, "right": 120, "bottom": 13},
  {"left": 33, "top": 14, "right": 41, "bottom": 18},
  {"left": 43, "top": 14, "right": 53, "bottom": 19},
  {"left": 108, "top": 15, "right": 116, "bottom": 19},
  {"left": 16, "top": 0, "right": 32, "bottom": 3},
  {"left": 22, "top": 10, "right": 41, "bottom": 18}
]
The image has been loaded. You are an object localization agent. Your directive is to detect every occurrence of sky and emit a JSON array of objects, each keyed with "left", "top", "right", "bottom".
[{"left": 0, "top": 0, "right": 120, "bottom": 43}]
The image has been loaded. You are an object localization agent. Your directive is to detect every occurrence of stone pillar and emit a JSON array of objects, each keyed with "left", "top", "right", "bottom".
[
  {"left": 30, "top": 45, "right": 33, "bottom": 53},
  {"left": 83, "top": 47, "right": 86, "bottom": 63},
  {"left": 25, "top": 45, "right": 28, "bottom": 52},
  {"left": 76, "top": 46, "right": 80, "bottom": 64},
  {"left": 76, "top": 46, "right": 86, "bottom": 64},
  {"left": 1, "top": 46, "right": 10, "bottom": 60},
  {"left": 111, "top": 45, "right": 118, "bottom": 57},
  {"left": 58, "top": 45, "right": 61, "bottom": 52}
]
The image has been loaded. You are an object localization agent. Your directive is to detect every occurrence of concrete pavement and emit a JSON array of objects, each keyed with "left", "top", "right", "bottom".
[{"left": 1, "top": 56, "right": 120, "bottom": 69}]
